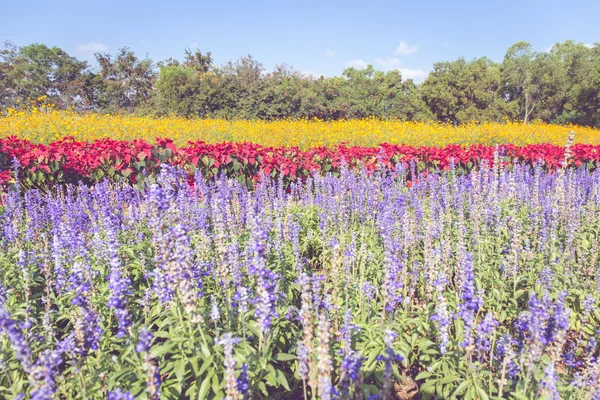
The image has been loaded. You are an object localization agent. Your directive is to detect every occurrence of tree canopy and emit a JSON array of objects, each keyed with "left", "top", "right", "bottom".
[{"left": 1, "top": 40, "right": 599, "bottom": 126}]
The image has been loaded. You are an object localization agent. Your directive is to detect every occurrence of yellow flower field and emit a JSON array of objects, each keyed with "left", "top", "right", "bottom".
[{"left": 1, "top": 108, "right": 599, "bottom": 149}]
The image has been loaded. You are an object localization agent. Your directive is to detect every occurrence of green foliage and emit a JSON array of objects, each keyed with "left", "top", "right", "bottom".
[{"left": 2, "top": 40, "right": 600, "bottom": 126}]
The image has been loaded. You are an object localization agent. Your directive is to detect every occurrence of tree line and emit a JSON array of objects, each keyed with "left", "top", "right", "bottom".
[{"left": 1, "top": 40, "right": 599, "bottom": 126}]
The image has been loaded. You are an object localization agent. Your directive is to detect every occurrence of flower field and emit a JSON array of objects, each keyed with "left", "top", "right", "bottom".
[
  {"left": 0, "top": 161, "right": 599, "bottom": 399},
  {"left": 1, "top": 114, "right": 600, "bottom": 399},
  {"left": 3, "top": 136, "right": 600, "bottom": 191},
  {"left": 2, "top": 108, "right": 600, "bottom": 148}
]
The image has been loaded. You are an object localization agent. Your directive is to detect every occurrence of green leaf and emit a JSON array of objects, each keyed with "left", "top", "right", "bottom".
[
  {"left": 451, "top": 380, "right": 471, "bottom": 397},
  {"left": 198, "top": 355, "right": 213, "bottom": 376},
  {"left": 415, "top": 371, "right": 434, "bottom": 381},
  {"left": 276, "top": 370, "right": 291, "bottom": 391},
  {"left": 197, "top": 375, "right": 211, "bottom": 400},
  {"left": 274, "top": 353, "right": 297, "bottom": 361},
  {"left": 476, "top": 386, "right": 490, "bottom": 400},
  {"left": 438, "top": 375, "right": 460, "bottom": 385}
]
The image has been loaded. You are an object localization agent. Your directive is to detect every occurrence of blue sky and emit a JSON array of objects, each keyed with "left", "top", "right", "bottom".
[{"left": 2, "top": 0, "right": 598, "bottom": 82}]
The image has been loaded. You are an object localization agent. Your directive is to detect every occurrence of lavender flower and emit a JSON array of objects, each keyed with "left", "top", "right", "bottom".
[
  {"left": 378, "top": 330, "right": 403, "bottom": 399},
  {"left": 475, "top": 312, "right": 499, "bottom": 359},
  {"left": 107, "top": 265, "right": 133, "bottom": 338},
  {"left": 218, "top": 333, "right": 242, "bottom": 400},
  {"left": 582, "top": 294, "right": 596, "bottom": 316},
  {"left": 210, "top": 295, "right": 220, "bottom": 323},
  {"left": 234, "top": 286, "right": 249, "bottom": 316},
  {"left": 297, "top": 341, "right": 310, "bottom": 382},
  {"left": 540, "top": 362, "right": 560, "bottom": 400},
  {"left": 457, "top": 251, "right": 480, "bottom": 348},
  {"left": 430, "top": 275, "right": 451, "bottom": 354},
  {"left": 544, "top": 291, "right": 570, "bottom": 346},
  {"left": 317, "top": 312, "right": 332, "bottom": 400},
  {"left": 0, "top": 310, "right": 32, "bottom": 372},
  {"left": 137, "top": 327, "right": 161, "bottom": 400},
  {"left": 248, "top": 222, "right": 278, "bottom": 337},
  {"left": 237, "top": 362, "right": 249, "bottom": 396},
  {"left": 136, "top": 327, "right": 154, "bottom": 353},
  {"left": 107, "top": 389, "right": 135, "bottom": 400},
  {"left": 68, "top": 263, "right": 103, "bottom": 351},
  {"left": 0, "top": 281, "right": 7, "bottom": 310},
  {"left": 30, "top": 348, "right": 63, "bottom": 400},
  {"left": 338, "top": 309, "right": 362, "bottom": 397}
]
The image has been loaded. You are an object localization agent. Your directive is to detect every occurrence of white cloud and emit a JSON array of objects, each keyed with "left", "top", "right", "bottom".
[
  {"left": 375, "top": 57, "right": 427, "bottom": 80},
  {"left": 398, "top": 68, "right": 428, "bottom": 80},
  {"left": 325, "top": 49, "right": 335, "bottom": 57},
  {"left": 584, "top": 43, "right": 595, "bottom": 49},
  {"left": 395, "top": 40, "right": 418, "bottom": 55},
  {"left": 75, "top": 42, "right": 108, "bottom": 55},
  {"left": 375, "top": 57, "right": 402, "bottom": 68},
  {"left": 345, "top": 59, "right": 368, "bottom": 69}
]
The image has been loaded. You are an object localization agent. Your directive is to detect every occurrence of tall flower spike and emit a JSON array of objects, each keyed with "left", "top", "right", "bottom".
[
  {"left": 218, "top": 333, "right": 242, "bottom": 400},
  {"left": 379, "top": 330, "right": 403, "bottom": 399},
  {"left": 0, "top": 310, "right": 32, "bottom": 373},
  {"left": 316, "top": 312, "right": 332, "bottom": 400},
  {"left": 136, "top": 327, "right": 161, "bottom": 400},
  {"left": 430, "top": 275, "right": 451, "bottom": 354}
]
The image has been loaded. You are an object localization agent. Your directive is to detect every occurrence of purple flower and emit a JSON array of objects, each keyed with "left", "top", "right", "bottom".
[
  {"left": 218, "top": 333, "right": 242, "bottom": 400},
  {"left": 68, "top": 263, "right": 103, "bottom": 351},
  {"left": 379, "top": 330, "right": 403, "bottom": 399},
  {"left": 297, "top": 341, "right": 310, "bottom": 381},
  {"left": 237, "top": 362, "right": 249, "bottom": 395},
  {"left": 0, "top": 281, "right": 7, "bottom": 310},
  {"left": 102, "top": 197, "right": 132, "bottom": 338},
  {"left": 457, "top": 251, "right": 480, "bottom": 348},
  {"left": 543, "top": 291, "right": 570, "bottom": 346},
  {"left": 537, "top": 267, "right": 555, "bottom": 292},
  {"left": 582, "top": 294, "right": 596, "bottom": 315},
  {"left": 107, "top": 265, "right": 133, "bottom": 338},
  {"left": 247, "top": 221, "right": 278, "bottom": 336},
  {"left": 107, "top": 389, "right": 135, "bottom": 400},
  {"left": 137, "top": 327, "right": 154, "bottom": 353},
  {"left": 234, "top": 286, "right": 249, "bottom": 316},
  {"left": 210, "top": 295, "right": 220, "bottom": 322},
  {"left": 0, "top": 310, "right": 32, "bottom": 372},
  {"left": 430, "top": 275, "right": 451, "bottom": 354},
  {"left": 338, "top": 309, "right": 362, "bottom": 396},
  {"left": 475, "top": 312, "right": 499, "bottom": 358},
  {"left": 30, "top": 347, "right": 63, "bottom": 400},
  {"left": 361, "top": 281, "right": 377, "bottom": 301},
  {"left": 540, "top": 362, "right": 560, "bottom": 400}
]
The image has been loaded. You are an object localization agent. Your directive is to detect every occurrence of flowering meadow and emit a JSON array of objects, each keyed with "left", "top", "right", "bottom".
[
  {"left": 3, "top": 136, "right": 600, "bottom": 191},
  {"left": 1, "top": 111, "right": 600, "bottom": 399},
  {"left": 1, "top": 150, "right": 600, "bottom": 399},
  {"left": 2, "top": 108, "right": 600, "bottom": 148}
]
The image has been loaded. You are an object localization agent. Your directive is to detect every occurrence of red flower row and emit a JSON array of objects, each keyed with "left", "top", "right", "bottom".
[{"left": 0, "top": 136, "right": 597, "bottom": 187}]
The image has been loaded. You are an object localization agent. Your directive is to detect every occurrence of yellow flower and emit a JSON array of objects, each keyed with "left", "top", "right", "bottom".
[{"left": 0, "top": 108, "right": 598, "bottom": 148}]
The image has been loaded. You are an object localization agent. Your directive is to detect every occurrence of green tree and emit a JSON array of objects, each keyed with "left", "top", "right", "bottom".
[
  {"left": 551, "top": 41, "right": 600, "bottom": 125},
  {"left": 95, "top": 47, "right": 156, "bottom": 113},
  {"left": 0, "top": 42, "right": 88, "bottom": 109},
  {"left": 421, "top": 57, "right": 510, "bottom": 123},
  {"left": 155, "top": 64, "right": 221, "bottom": 117},
  {"left": 212, "top": 55, "right": 264, "bottom": 119},
  {"left": 503, "top": 41, "right": 567, "bottom": 123}
]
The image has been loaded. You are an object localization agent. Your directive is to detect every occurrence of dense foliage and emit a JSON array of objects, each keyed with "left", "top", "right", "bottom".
[
  {"left": 1, "top": 41, "right": 600, "bottom": 125},
  {"left": 3, "top": 135, "right": 600, "bottom": 190},
  {"left": 1, "top": 161, "right": 599, "bottom": 399}
]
